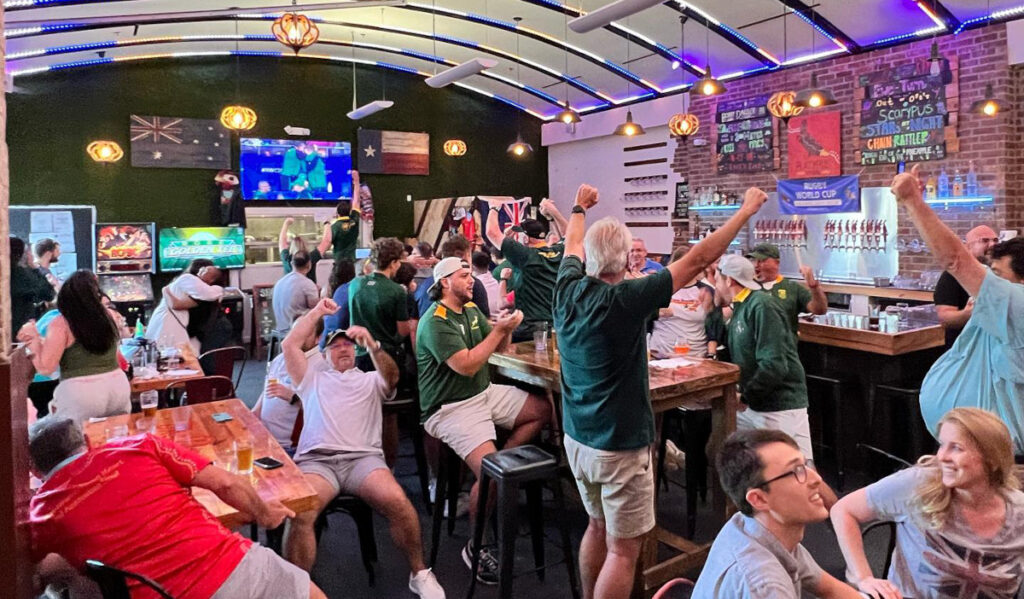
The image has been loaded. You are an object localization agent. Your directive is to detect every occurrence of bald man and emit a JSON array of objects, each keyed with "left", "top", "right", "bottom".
[{"left": 932, "top": 225, "right": 999, "bottom": 348}]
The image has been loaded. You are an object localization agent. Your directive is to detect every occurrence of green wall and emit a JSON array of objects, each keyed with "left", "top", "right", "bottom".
[{"left": 8, "top": 57, "right": 548, "bottom": 238}]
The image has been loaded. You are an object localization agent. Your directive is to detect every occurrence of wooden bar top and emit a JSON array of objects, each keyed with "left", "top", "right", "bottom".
[
  {"left": 489, "top": 342, "right": 739, "bottom": 411},
  {"left": 798, "top": 321, "right": 944, "bottom": 355},
  {"left": 818, "top": 282, "right": 934, "bottom": 302},
  {"left": 84, "top": 398, "right": 317, "bottom": 529}
]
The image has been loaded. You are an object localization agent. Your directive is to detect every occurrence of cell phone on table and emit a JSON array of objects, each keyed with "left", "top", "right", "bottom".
[
  {"left": 254, "top": 457, "right": 284, "bottom": 470},
  {"left": 211, "top": 412, "right": 233, "bottom": 423}
]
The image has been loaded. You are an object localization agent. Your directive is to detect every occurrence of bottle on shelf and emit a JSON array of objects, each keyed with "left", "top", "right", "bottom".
[
  {"left": 952, "top": 169, "right": 964, "bottom": 197},
  {"left": 966, "top": 161, "right": 979, "bottom": 196},
  {"left": 937, "top": 168, "right": 950, "bottom": 198},
  {"left": 925, "top": 176, "right": 937, "bottom": 201}
]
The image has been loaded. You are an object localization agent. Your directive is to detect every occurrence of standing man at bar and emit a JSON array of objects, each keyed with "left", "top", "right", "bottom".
[
  {"left": 485, "top": 199, "right": 566, "bottom": 341},
  {"left": 746, "top": 243, "right": 827, "bottom": 333},
  {"left": 933, "top": 225, "right": 999, "bottom": 348},
  {"left": 324, "top": 170, "right": 362, "bottom": 262},
  {"left": 892, "top": 166, "right": 1024, "bottom": 454},
  {"left": 553, "top": 183, "right": 767, "bottom": 599}
]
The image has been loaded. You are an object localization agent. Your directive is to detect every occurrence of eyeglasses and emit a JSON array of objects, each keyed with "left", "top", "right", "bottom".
[{"left": 758, "top": 460, "right": 815, "bottom": 489}]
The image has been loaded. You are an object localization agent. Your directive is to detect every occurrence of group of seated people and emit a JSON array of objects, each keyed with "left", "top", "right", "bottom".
[{"left": 21, "top": 165, "right": 1024, "bottom": 599}]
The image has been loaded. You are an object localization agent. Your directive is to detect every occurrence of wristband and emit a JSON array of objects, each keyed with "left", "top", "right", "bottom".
[{"left": 571, "top": 205, "right": 586, "bottom": 215}]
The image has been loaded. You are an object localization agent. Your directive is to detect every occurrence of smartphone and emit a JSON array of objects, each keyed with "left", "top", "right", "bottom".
[
  {"left": 254, "top": 457, "right": 284, "bottom": 470},
  {"left": 211, "top": 412, "right": 233, "bottom": 423}
]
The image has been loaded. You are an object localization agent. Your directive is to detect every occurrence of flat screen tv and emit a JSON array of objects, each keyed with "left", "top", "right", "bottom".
[
  {"left": 96, "top": 222, "right": 155, "bottom": 274},
  {"left": 240, "top": 138, "right": 352, "bottom": 200},
  {"left": 158, "top": 226, "right": 246, "bottom": 272}
]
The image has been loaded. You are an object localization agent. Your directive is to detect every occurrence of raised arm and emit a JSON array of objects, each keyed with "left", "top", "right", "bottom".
[
  {"left": 564, "top": 184, "right": 599, "bottom": 260},
  {"left": 801, "top": 266, "right": 828, "bottom": 315},
  {"left": 346, "top": 325, "right": 399, "bottom": 391},
  {"left": 539, "top": 198, "right": 569, "bottom": 237},
  {"left": 892, "top": 165, "right": 986, "bottom": 296},
  {"left": 445, "top": 310, "right": 522, "bottom": 377},
  {"left": 830, "top": 489, "right": 902, "bottom": 599},
  {"left": 282, "top": 298, "right": 337, "bottom": 386},
  {"left": 192, "top": 465, "right": 294, "bottom": 529},
  {"left": 279, "top": 217, "right": 294, "bottom": 251},
  {"left": 316, "top": 221, "right": 333, "bottom": 255},
  {"left": 667, "top": 187, "right": 767, "bottom": 292},
  {"left": 485, "top": 201, "right": 505, "bottom": 249}
]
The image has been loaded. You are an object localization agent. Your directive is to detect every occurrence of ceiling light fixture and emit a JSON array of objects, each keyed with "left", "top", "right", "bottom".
[
  {"left": 221, "top": 20, "right": 257, "bottom": 132},
  {"left": 691, "top": 18, "right": 724, "bottom": 97},
  {"left": 425, "top": 57, "right": 498, "bottom": 87},
  {"left": 347, "top": 31, "right": 393, "bottom": 119},
  {"left": 794, "top": 72, "right": 836, "bottom": 108},
  {"left": 668, "top": 16, "right": 698, "bottom": 138},
  {"left": 613, "top": 19, "right": 645, "bottom": 136},
  {"left": 86, "top": 140, "right": 123, "bottom": 163},
  {"left": 767, "top": 8, "right": 802, "bottom": 122},
  {"left": 971, "top": 83, "right": 1004, "bottom": 116},
  {"left": 443, "top": 139, "right": 467, "bottom": 156},
  {"left": 508, "top": 17, "right": 533, "bottom": 157},
  {"left": 568, "top": 0, "right": 665, "bottom": 34},
  {"left": 272, "top": 3, "right": 319, "bottom": 55},
  {"left": 556, "top": 9, "right": 581, "bottom": 126}
]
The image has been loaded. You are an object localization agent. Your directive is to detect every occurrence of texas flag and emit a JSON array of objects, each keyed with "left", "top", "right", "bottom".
[{"left": 357, "top": 129, "right": 430, "bottom": 175}]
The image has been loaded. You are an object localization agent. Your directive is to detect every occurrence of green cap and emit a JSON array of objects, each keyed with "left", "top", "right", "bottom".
[{"left": 745, "top": 243, "right": 780, "bottom": 261}]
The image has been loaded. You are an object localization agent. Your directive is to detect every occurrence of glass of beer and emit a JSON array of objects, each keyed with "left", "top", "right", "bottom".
[
  {"left": 235, "top": 436, "right": 254, "bottom": 475},
  {"left": 140, "top": 390, "right": 159, "bottom": 418},
  {"left": 673, "top": 337, "right": 690, "bottom": 355}
]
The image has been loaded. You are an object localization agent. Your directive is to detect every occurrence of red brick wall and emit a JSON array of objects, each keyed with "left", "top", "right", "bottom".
[{"left": 673, "top": 25, "right": 1012, "bottom": 279}]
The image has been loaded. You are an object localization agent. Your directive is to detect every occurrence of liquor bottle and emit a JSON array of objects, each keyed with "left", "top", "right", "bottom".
[
  {"left": 966, "top": 161, "right": 979, "bottom": 196},
  {"left": 952, "top": 169, "right": 964, "bottom": 197},
  {"left": 925, "top": 176, "right": 937, "bottom": 201},
  {"left": 937, "top": 168, "right": 950, "bottom": 198}
]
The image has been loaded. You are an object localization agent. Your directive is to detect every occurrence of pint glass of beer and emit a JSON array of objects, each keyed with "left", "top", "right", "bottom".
[{"left": 140, "top": 390, "right": 159, "bottom": 418}]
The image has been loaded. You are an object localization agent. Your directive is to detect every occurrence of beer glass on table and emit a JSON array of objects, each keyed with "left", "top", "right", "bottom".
[
  {"left": 673, "top": 337, "right": 691, "bottom": 356},
  {"left": 140, "top": 390, "right": 159, "bottom": 418},
  {"left": 235, "top": 435, "right": 254, "bottom": 475}
]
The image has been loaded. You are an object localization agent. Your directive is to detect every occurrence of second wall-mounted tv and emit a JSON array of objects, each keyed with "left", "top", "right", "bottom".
[
  {"left": 158, "top": 226, "right": 246, "bottom": 272},
  {"left": 240, "top": 138, "right": 352, "bottom": 200}
]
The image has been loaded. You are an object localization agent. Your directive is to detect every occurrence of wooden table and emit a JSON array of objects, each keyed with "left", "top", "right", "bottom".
[
  {"left": 129, "top": 345, "right": 205, "bottom": 394},
  {"left": 489, "top": 343, "right": 741, "bottom": 597},
  {"left": 83, "top": 398, "right": 317, "bottom": 529}
]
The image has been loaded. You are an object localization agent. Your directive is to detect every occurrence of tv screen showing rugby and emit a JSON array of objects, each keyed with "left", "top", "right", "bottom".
[
  {"left": 239, "top": 138, "right": 353, "bottom": 200},
  {"left": 158, "top": 226, "right": 245, "bottom": 272}
]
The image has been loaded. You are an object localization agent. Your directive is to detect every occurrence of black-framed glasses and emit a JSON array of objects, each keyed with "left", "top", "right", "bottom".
[{"left": 758, "top": 460, "right": 815, "bottom": 489}]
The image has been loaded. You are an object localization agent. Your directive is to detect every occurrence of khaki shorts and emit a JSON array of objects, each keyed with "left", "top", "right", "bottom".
[
  {"left": 424, "top": 384, "right": 529, "bottom": 460},
  {"left": 564, "top": 434, "right": 655, "bottom": 539},
  {"left": 211, "top": 544, "right": 310, "bottom": 599},
  {"left": 736, "top": 407, "right": 814, "bottom": 461},
  {"left": 295, "top": 451, "right": 388, "bottom": 495}
]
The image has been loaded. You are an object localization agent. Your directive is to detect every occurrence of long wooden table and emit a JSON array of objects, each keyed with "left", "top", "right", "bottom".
[
  {"left": 489, "top": 342, "right": 740, "bottom": 597},
  {"left": 83, "top": 398, "right": 317, "bottom": 529}
]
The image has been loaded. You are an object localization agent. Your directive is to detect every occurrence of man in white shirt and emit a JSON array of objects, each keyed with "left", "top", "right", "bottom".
[
  {"left": 273, "top": 251, "right": 319, "bottom": 331},
  {"left": 471, "top": 251, "right": 502, "bottom": 316},
  {"left": 282, "top": 298, "right": 445, "bottom": 599},
  {"left": 146, "top": 259, "right": 224, "bottom": 353}
]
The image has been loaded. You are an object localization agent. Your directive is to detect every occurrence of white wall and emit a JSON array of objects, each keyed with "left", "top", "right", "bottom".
[{"left": 1008, "top": 19, "right": 1024, "bottom": 64}]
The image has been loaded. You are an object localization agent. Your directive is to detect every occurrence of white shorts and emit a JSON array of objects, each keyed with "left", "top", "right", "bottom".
[
  {"left": 564, "top": 434, "right": 655, "bottom": 539},
  {"left": 50, "top": 369, "right": 131, "bottom": 427},
  {"left": 423, "top": 383, "right": 529, "bottom": 460},
  {"left": 736, "top": 407, "right": 814, "bottom": 461}
]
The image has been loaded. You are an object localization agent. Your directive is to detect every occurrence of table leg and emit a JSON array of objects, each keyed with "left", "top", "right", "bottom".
[{"left": 709, "top": 384, "right": 737, "bottom": 523}]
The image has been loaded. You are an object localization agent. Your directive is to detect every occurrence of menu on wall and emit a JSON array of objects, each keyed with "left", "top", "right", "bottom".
[
  {"left": 716, "top": 94, "right": 774, "bottom": 174},
  {"left": 858, "top": 63, "right": 949, "bottom": 165}
]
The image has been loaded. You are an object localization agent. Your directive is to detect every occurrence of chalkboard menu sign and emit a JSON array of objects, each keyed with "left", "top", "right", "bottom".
[
  {"left": 674, "top": 179, "right": 690, "bottom": 220},
  {"left": 858, "top": 63, "right": 948, "bottom": 165},
  {"left": 716, "top": 94, "right": 774, "bottom": 174}
]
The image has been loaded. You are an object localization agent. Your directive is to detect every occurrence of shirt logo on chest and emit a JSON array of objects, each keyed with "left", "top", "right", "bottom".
[{"left": 777, "top": 289, "right": 787, "bottom": 300}]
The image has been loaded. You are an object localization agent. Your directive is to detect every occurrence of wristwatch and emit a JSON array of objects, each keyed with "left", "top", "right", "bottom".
[{"left": 571, "top": 205, "right": 586, "bottom": 215}]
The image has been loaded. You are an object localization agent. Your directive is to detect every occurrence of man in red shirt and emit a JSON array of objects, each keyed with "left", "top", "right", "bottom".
[{"left": 29, "top": 415, "right": 327, "bottom": 599}]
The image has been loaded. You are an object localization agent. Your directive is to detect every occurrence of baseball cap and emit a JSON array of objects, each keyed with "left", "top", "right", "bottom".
[
  {"left": 745, "top": 243, "right": 780, "bottom": 261},
  {"left": 323, "top": 328, "right": 354, "bottom": 348},
  {"left": 717, "top": 254, "right": 761, "bottom": 290},
  {"left": 516, "top": 218, "right": 547, "bottom": 240},
  {"left": 429, "top": 257, "right": 470, "bottom": 292}
]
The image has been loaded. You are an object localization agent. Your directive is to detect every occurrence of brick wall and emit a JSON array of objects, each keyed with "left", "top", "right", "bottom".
[{"left": 672, "top": 25, "right": 1012, "bottom": 279}]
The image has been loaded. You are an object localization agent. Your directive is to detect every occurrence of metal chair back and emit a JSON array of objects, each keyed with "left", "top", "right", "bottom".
[
  {"left": 84, "top": 559, "right": 175, "bottom": 599},
  {"left": 198, "top": 346, "right": 247, "bottom": 389},
  {"left": 182, "top": 375, "right": 236, "bottom": 404}
]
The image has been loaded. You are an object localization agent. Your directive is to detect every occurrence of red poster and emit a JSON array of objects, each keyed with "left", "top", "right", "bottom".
[{"left": 787, "top": 111, "right": 841, "bottom": 179}]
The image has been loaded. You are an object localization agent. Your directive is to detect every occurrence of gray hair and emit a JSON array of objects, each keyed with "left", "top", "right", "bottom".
[
  {"left": 29, "top": 416, "right": 86, "bottom": 475},
  {"left": 584, "top": 217, "right": 631, "bottom": 277}
]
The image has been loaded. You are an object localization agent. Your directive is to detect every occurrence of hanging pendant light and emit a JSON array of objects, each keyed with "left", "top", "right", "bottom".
[
  {"left": 443, "top": 139, "right": 467, "bottom": 156},
  {"left": 222, "top": 21, "right": 257, "bottom": 132},
  {"left": 668, "top": 16, "right": 699, "bottom": 137},
  {"left": 87, "top": 140, "right": 124, "bottom": 163},
  {"left": 507, "top": 134, "right": 533, "bottom": 157},
  {"left": 272, "top": 11, "right": 319, "bottom": 55},
  {"left": 971, "top": 84, "right": 1004, "bottom": 117},
  {"left": 690, "top": 22, "right": 725, "bottom": 97},
  {"left": 508, "top": 17, "right": 533, "bottom": 158},
  {"left": 794, "top": 73, "right": 836, "bottom": 108},
  {"left": 555, "top": 106, "right": 582, "bottom": 124},
  {"left": 613, "top": 110, "right": 646, "bottom": 136},
  {"left": 555, "top": 11, "right": 581, "bottom": 126},
  {"left": 766, "top": 9, "right": 802, "bottom": 122}
]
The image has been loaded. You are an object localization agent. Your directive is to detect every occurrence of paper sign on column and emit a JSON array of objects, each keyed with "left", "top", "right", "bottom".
[
  {"left": 50, "top": 253, "right": 77, "bottom": 281},
  {"left": 30, "top": 212, "right": 54, "bottom": 233},
  {"left": 50, "top": 211, "right": 74, "bottom": 231}
]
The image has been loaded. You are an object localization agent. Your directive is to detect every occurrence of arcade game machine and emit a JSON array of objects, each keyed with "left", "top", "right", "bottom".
[{"left": 95, "top": 223, "right": 156, "bottom": 327}]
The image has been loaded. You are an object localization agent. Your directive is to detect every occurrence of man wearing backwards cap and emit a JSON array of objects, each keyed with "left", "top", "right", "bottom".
[
  {"left": 714, "top": 254, "right": 836, "bottom": 507},
  {"left": 416, "top": 257, "right": 551, "bottom": 585},
  {"left": 485, "top": 199, "right": 566, "bottom": 342},
  {"left": 282, "top": 298, "right": 447, "bottom": 599},
  {"left": 746, "top": 242, "right": 827, "bottom": 335}
]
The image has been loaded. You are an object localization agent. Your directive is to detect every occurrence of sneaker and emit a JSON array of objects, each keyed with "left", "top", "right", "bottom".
[
  {"left": 461, "top": 541, "right": 499, "bottom": 586},
  {"left": 409, "top": 568, "right": 446, "bottom": 599}
]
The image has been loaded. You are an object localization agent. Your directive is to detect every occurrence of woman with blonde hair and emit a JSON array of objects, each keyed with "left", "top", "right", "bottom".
[{"left": 831, "top": 407, "right": 1024, "bottom": 599}]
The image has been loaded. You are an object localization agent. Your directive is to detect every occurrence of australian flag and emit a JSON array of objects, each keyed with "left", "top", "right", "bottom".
[{"left": 130, "top": 115, "right": 231, "bottom": 169}]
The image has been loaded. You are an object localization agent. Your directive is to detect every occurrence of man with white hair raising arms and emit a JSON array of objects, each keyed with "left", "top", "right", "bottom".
[{"left": 553, "top": 183, "right": 767, "bottom": 599}]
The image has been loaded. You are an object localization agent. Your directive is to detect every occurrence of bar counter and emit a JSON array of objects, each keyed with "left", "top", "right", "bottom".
[
  {"left": 818, "top": 282, "right": 934, "bottom": 302},
  {"left": 798, "top": 321, "right": 944, "bottom": 356}
]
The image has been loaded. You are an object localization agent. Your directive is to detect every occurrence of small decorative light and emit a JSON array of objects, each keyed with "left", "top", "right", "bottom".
[
  {"left": 272, "top": 13, "right": 319, "bottom": 55},
  {"left": 767, "top": 91, "right": 803, "bottom": 122},
  {"left": 971, "top": 84, "right": 1004, "bottom": 117},
  {"left": 668, "top": 112, "right": 700, "bottom": 137},
  {"left": 555, "top": 106, "right": 581, "bottom": 124},
  {"left": 613, "top": 110, "right": 646, "bottom": 136},
  {"left": 691, "top": 65, "right": 725, "bottom": 97},
  {"left": 794, "top": 73, "right": 836, "bottom": 109},
  {"left": 507, "top": 134, "right": 533, "bottom": 158},
  {"left": 87, "top": 140, "right": 123, "bottom": 163},
  {"left": 443, "top": 139, "right": 467, "bottom": 156},
  {"left": 220, "top": 105, "right": 258, "bottom": 132}
]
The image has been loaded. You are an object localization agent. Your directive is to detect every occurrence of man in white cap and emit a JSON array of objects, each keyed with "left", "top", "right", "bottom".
[
  {"left": 416, "top": 257, "right": 551, "bottom": 585},
  {"left": 713, "top": 254, "right": 835, "bottom": 506}
]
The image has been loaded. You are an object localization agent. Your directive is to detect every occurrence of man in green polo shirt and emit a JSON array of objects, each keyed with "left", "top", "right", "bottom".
[
  {"left": 746, "top": 242, "right": 827, "bottom": 333},
  {"left": 348, "top": 236, "right": 413, "bottom": 379},
  {"left": 554, "top": 183, "right": 768, "bottom": 599},
  {"left": 326, "top": 170, "right": 363, "bottom": 262},
  {"left": 417, "top": 257, "right": 550, "bottom": 585},
  {"left": 713, "top": 254, "right": 837, "bottom": 507}
]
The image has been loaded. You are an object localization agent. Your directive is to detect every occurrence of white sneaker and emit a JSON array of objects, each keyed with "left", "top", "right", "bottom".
[{"left": 409, "top": 568, "right": 446, "bottom": 599}]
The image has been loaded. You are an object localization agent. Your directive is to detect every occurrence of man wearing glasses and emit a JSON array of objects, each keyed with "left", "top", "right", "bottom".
[
  {"left": 932, "top": 225, "right": 999, "bottom": 349},
  {"left": 693, "top": 429, "right": 864, "bottom": 598}
]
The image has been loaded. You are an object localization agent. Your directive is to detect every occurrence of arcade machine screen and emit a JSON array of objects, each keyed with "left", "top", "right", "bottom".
[
  {"left": 98, "top": 274, "right": 155, "bottom": 327},
  {"left": 96, "top": 223, "right": 155, "bottom": 274}
]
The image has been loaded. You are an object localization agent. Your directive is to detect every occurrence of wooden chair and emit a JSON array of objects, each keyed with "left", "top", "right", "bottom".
[
  {"left": 84, "top": 560, "right": 174, "bottom": 599},
  {"left": 198, "top": 346, "right": 247, "bottom": 389}
]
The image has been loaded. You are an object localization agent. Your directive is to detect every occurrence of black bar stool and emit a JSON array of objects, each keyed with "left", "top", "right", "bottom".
[
  {"left": 314, "top": 494, "right": 378, "bottom": 586},
  {"left": 429, "top": 442, "right": 464, "bottom": 567},
  {"left": 465, "top": 445, "right": 581, "bottom": 599},
  {"left": 806, "top": 372, "right": 855, "bottom": 491},
  {"left": 382, "top": 392, "right": 431, "bottom": 513},
  {"left": 868, "top": 382, "right": 936, "bottom": 467}
]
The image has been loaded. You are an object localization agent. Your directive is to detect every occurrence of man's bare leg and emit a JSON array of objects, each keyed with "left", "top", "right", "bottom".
[
  {"left": 594, "top": 534, "right": 643, "bottom": 599},
  {"left": 284, "top": 474, "right": 337, "bottom": 571},
  {"left": 578, "top": 518, "right": 608, "bottom": 599},
  {"left": 357, "top": 468, "right": 428, "bottom": 573}
]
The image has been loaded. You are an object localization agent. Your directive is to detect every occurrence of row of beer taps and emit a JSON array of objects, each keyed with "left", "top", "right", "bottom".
[
  {"left": 753, "top": 220, "right": 807, "bottom": 247},
  {"left": 753, "top": 219, "right": 890, "bottom": 251}
]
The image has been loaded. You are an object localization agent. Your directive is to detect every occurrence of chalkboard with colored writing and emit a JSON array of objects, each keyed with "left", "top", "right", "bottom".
[
  {"left": 716, "top": 94, "right": 774, "bottom": 174},
  {"left": 858, "top": 63, "right": 948, "bottom": 165}
]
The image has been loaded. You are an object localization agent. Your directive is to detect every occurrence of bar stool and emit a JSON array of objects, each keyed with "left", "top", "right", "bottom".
[
  {"left": 382, "top": 392, "right": 431, "bottom": 512},
  {"left": 429, "top": 442, "right": 464, "bottom": 567},
  {"left": 805, "top": 372, "right": 855, "bottom": 491},
  {"left": 868, "top": 382, "right": 936, "bottom": 466},
  {"left": 465, "top": 445, "right": 581, "bottom": 599},
  {"left": 265, "top": 329, "right": 288, "bottom": 361},
  {"left": 657, "top": 408, "right": 710, "bottom": 538}
]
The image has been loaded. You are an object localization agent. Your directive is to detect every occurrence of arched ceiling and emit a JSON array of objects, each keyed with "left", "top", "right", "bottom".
[{"left": 5, "top": 0, "right": 1023, "bottom": 120}]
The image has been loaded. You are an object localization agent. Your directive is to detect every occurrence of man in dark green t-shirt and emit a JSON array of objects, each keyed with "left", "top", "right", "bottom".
[
  {"left": 327, "top": 170, "right": 363, "bottom": 262},
  {"left": 279, "top": 216, "right": 332, "bottom": 284},
  {"left": 416, "top": 257, "right": 550, "bottom": 585},
  {"left": 348, "top": 237, "right": 412, "bottom": 381},
  {"left": 554, "top": 183, "right": 767, "bottom": 599},
  {"left": 745, "top": 243, "right": 826, "bottom": 334}
]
